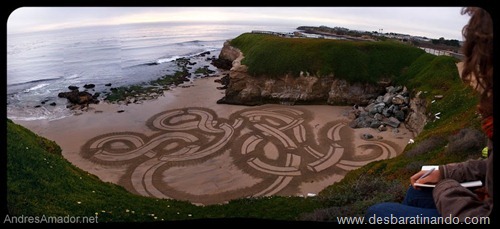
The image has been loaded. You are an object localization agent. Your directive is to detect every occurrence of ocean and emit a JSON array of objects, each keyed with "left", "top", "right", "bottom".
[{"left": 7, "top": 22, "right": 296, "bottom": 121}]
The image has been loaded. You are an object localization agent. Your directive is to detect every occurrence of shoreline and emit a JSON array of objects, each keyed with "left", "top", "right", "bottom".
[{"left": 14, "top": 75, "right": 413, "bottom": 205}]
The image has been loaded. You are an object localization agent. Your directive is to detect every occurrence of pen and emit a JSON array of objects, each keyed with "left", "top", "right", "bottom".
[{"left": 417, "top": 168, "right": 435, "bottom": 181}]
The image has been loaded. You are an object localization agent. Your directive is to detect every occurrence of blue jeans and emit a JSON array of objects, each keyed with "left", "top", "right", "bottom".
[{"left": 364, "top": 186, "right": 441, "bottom": 221}]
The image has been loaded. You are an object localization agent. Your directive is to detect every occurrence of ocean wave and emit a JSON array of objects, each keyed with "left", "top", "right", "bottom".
[
  {"left": 7, "top": 105, "right": 73, "bottom": 121},
  {"left": 7, "top": 113, "right": 71, "bottom": 121},
  {"left": 66, "top": 74, "right": 80, "bottom": 79},
  {"left": 180, "top": 40, "right": 202, "bottom": 45},
  {"left": 120, "top": 39, "right": 205, "bottom": 52},
  {"left": 8, "top": 77, "right": 61, "bottom": 86},
  {"left": 153, "top": 48, "right": 221, "bottom": 65},
  {"left": 23, "top": 83, "right": 49, "bottom": 93},
  {"left": 155, "top": 55, "right": 182, "bottom": 64}
]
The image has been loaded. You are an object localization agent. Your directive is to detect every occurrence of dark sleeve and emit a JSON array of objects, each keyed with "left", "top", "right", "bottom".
[
  {"left": 439, "top": 158, "right": 487, "bottom": 183},
  {"left": 433, "top": 179, "right": 492, "bottom": 220}
]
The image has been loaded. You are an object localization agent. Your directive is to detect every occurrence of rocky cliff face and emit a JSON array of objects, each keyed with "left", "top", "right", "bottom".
[
  {"left": 216, "top": 41, "right": 428, "bottom": 134},
  {"left": 405, "top": 91, "right": 428, "bottom": 134}
]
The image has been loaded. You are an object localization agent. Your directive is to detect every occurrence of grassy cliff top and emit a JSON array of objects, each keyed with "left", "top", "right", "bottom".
[{"left": 230, "top": 33, "right": 426, "bottom": 83}]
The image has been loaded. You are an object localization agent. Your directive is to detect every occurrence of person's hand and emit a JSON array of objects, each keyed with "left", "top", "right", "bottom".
[{"left": 410, "top": 169, "right": 441, "bottom": 189}]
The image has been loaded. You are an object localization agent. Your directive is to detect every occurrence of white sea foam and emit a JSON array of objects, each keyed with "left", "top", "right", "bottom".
[
  {"left": 156, "top": 55, "right": 182, "bottom": 64},
  {"left": 155, "top": 48, "right": 220, "bottom": 65},
  {"left": 7, "top": 105, "right": 73, "bottom": 121},
  {"left": 23, "top": 83, "right": 49, "bottom": 93},
  {"left": 66, "top": 74, "right": 80, "bottom": 79}
]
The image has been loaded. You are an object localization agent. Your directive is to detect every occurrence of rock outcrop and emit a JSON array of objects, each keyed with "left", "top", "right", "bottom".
[
  {"left": 58, "top": 89, "right": 99, "bottom": 108},
  {"left": 348, "top": 85, "right": 411, "bottom": 130},
  {"left": 405, "top": 91, "right": 428, "bottom": 133}
]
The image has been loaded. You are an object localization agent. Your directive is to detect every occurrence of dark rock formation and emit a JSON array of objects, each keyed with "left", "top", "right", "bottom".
[
  {"left": 83, "top": 84, "right": 95, "bottom": 89},
  {"left": 405, "top": 91, "right": 428, "bottom": 134},
  {"left": 68, "top": 85, "right": 79, "bottom": 91},
  {"left": 199, "top": 51, "right": 210, "bottom": 57},
  {"left": 214, "top": 74, "right": 230, "bottom": 90},
  {"left": 211, "top": 58, "right": 233, "bottom": 70},
  {"left": 348, "top": 86, "right": 411, "bottom": 130},
  {"left": 105, "top": 83, "right": 112, "bottom": 87},
  {"left": 58, "top": 89, "right": 99, "bottom": 107}
]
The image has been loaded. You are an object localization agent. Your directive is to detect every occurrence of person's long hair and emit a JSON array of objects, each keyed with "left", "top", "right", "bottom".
[{"left": 461, "top": 7, "right": 493, "bottom": 120}]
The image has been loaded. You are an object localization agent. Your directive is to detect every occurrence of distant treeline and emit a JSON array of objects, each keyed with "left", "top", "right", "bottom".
[
  {"left": 431, "top": 37, "right": 460, "bottom": 47},
  {"left": 297, "top": 25, "right": 366, "bottom": 37}
]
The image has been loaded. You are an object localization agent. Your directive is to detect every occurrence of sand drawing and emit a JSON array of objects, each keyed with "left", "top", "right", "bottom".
[{"left": 81, "top": 106, "right": 400, "bottom": 204}]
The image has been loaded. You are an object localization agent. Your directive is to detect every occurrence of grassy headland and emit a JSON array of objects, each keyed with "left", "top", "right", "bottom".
[
  {"left": 6, "top": 34, "right": 483, "bottom": 222},
  {"left": 230, "top": 33, "right": 425, "bottom": 83}
]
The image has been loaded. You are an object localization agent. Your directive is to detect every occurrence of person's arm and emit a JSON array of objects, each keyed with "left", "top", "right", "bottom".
[
  {"left": 410, "top": 156, "right": 488, "bottom": 187},
  {"left": 439, "top": 158, "right": 487, "bottom": 183},
  {"left": 432, "top": 153, "right": 493, "bottom": 221},
  {"left": 433, "top": 179, "right": 492, "bottom": 220}
]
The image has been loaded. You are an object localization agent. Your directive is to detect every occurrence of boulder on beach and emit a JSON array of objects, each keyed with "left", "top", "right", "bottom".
[
  {"left": 83, "top": 84, "right": 96, "bottom": 89},
  {"left": 68, "top": 85, "right": 79, "bottom": 91},
  {"left": 58, "top": 89, "right": 99, "bottom": 106}
]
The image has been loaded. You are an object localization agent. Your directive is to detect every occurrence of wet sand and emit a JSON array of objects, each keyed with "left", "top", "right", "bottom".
[{"left": 15, "top": 76, "right": 413, "bottom": 205}]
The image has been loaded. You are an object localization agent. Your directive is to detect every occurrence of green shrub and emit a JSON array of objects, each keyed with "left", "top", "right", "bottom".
[
  {"left": 405, "top": 137, "right": 447, "bottom": 157},
  {"left": 300, "top": 174, "right": 405, "bottom": 221},
  {"left": 446, "top": 128, "right": 487, "bottom": 157}
]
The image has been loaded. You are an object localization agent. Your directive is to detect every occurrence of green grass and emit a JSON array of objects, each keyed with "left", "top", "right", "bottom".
[
  {"left": 397, "top": 54, "right": 481, "bottom": 140},
  {"left": 230, "top": 33, "right": 425, "bottom": 83},
  {"left": 6, "top": 34, "right": 482, "bottom": 222}
]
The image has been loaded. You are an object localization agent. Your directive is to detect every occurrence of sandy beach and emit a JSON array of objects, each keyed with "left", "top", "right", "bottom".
[{"left": 15, "top": 75, "right": 413, "bottom": 205}]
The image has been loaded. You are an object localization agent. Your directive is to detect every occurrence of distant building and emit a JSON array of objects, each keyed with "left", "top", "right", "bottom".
[
  {"left": 413, "top": 36, "right": 431, "bottom": 42},
  {"left": 419, "top": 47, "right": 464, "bottom": 60}
]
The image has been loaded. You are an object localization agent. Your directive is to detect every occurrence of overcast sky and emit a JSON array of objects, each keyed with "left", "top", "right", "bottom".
[{"left": 7, "top": 7, "right": 471, "bottom": 40}]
